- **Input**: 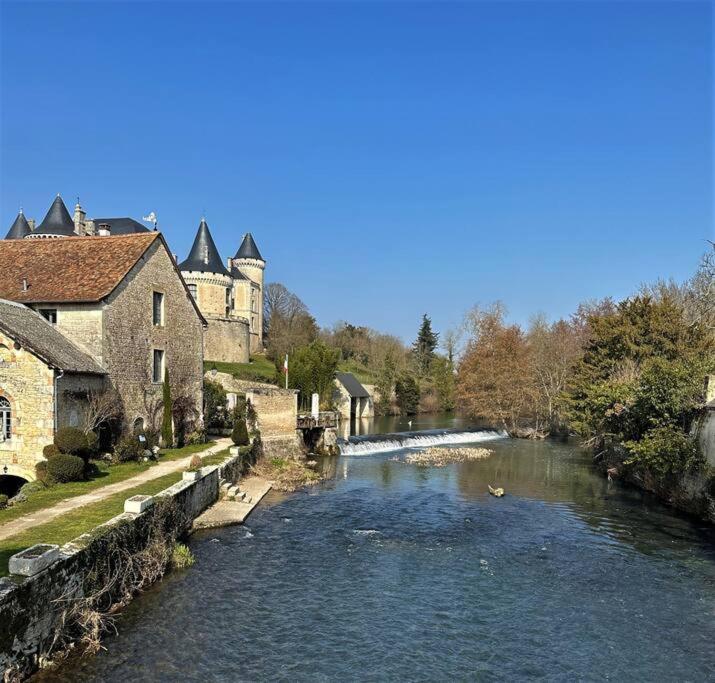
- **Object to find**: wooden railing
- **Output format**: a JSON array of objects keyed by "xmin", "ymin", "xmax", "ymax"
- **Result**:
[{"xmin": 296, "ymin": 411, "xmax": 339, "ymax": 429}]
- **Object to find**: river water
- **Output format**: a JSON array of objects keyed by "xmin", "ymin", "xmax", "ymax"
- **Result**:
[{"xmin": 47, "ymin": 425, "xmax": 715, "ymax": 682}]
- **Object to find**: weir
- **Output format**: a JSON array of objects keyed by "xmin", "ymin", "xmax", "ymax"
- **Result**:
[{"xmin": 338, "ymin": 429, "xmax": 508, "ymax": 456}]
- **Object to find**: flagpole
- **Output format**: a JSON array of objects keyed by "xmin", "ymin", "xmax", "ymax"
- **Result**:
[{"xmin": 284, "ymin": 354, "xmax": 288, "ymax": 390}]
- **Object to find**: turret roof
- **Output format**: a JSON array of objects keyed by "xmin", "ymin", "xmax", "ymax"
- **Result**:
[
  {"xmin": 4, "ymin": 210, "xmax": 31, "ymax": 240},
  {"xmin": 33, "ymin": 195, "xmax": 76, "ymax": 236},
  {"xmin": 234, "ymin": 232, "xmax": 263, "ymax": 261},
  {"xmin": 179, "ymin": 218, "xmax": 230, "ymax": 276}
]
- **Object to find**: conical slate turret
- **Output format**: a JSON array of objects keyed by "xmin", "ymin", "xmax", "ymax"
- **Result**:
[
  {"xmin": 179, "ymin": 218, "xmax": 230, "ymax": 275},
  {"xmin": 234, "ymin": 232, "xmax": 263, "ymax": 261},
  {"xmin": 4, "ymin": 210, "xmax": 31, "ymax": 239},
  {"xmin": 33, "ymin": 195, "xmax": 76, "ymax": 237}
]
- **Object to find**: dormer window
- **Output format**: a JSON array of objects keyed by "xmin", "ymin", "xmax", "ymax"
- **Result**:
[
  {"xmin": 39, "ymin": 309, "xmax": 57, "ymax": 324},
  {"xmin": 153, "ymin": 292, "xmax": 164, "ymax": 326}
]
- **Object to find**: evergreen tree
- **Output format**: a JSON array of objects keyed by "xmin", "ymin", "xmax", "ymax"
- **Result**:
[
  {"xmin": 395, "ymin": 373, "xmax": 421, "ymax": 415},
  {"xmin": 161, "ymin": 368, "xmax": 173, "ymax": 448},
  {"xmin": 413, "ymin": 314, "xmax": 439, "ymax": 374}
]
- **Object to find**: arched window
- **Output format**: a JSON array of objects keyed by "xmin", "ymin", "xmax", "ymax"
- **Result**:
[
  {"xmin": 132, "ymin": 417, "xmax": 145, "ymax": 436},
  {"xmin": 0, "ymin": 397, "xmax": 11, "ymax": 441}
]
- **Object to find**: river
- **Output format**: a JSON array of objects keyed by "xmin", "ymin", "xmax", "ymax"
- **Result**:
[{"xmin": 45, "ymin": 422, "xmax": 715, "ymax": 681}]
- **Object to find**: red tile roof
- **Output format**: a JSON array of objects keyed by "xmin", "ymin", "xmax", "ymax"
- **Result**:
[{"xmin": 0, "ymin": 233, "xmax": 160, "ymax": 303}]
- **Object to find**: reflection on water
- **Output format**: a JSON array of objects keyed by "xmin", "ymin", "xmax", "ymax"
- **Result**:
[
  {"xmin": 49, "ymin": 429, "xmax": 715, "ymax": 682},
  {"xmin": 338, "ymin": 412, "xmax": 480, "ymax": 439}
]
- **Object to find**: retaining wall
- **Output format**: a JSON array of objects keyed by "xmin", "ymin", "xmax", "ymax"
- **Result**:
[{"xmin": 0, "ymin": 451, "xmax": 242, "ymax": 680}]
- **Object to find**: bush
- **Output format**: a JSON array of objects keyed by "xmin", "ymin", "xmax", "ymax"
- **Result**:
[
  {"xmin": 232, "ymin": 416, "xmax": 249, "ymax": 447},
  {"xmin": 55, "ymin": 427, "xmax": 98, "ymax": 460},
  {"xmin": 43, "ymin": 444, "xmax": 60, "ymax": 459},
  {"xmin": 624, "ymin": 426, "xmax": 704, "ymax": 480},
  {"xmin": 19, "ymin": 481, "xmax": 46, "ymax": 496},
  {"xmin": 113, "ymin": 437, "xmax": 144, "ymax": 463},
  {"xmin": 188, "ymin": 454, "xmax": 202, "ymax": 472},
  {"xmin": 185, "ymin": 429, "xmax": 206, "ymax": 446},
  {"xmin": 46, "ymin": 454, "xmax": 86, "ymax": 483},
  {"xmin": 171, "ymin": 543, "xmax": 195, "ymax": 569},
  {"xmin": 0, "ymin": 494, "xmax": 8, "ymax": 509},
  {"xmin": 139, "ymin": 428, "xmax": 160, "ymax": 450},
  {"xmin": 36, "ymin": 460, "xmax": 53, "ymax": 485}
]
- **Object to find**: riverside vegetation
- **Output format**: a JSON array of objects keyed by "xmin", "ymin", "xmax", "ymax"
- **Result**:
[{"xmin": 455, "ymin": 246, "xmax": 715, "ymax": 515}]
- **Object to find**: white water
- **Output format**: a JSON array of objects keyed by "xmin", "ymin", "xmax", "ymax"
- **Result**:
[{"xmin": 339, "ymin": 430, "xmax": 508, "ymax": 456}]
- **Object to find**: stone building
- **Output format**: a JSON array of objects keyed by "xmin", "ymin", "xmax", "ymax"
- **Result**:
[
  {"xmin": 0, "ymin": 299, "xmax": 106, "ymax": 494},
  {"xmin": 180, "ymin": 219, "xmax": 265, "ymax": 362},
  {"xmin": 334, "ymin": 372, "xmax": 374, "ymax": 420},
  {"xmin": 0, "ymin": 208, "xmax": 206, "ymax": 482}
]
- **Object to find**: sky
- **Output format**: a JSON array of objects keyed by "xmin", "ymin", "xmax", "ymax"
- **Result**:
[{"xmin": 1, "ymin": 1, "xmax": 712, "ymax": 345}]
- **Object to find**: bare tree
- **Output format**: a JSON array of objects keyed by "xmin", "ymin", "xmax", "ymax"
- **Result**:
[
  {"xmin": 80, "ymin": 388, "xmax": 124, "ymax": 435},
  {"xmin": 263, "ymin": 282, "xmax": 318, "ymax": 360}
]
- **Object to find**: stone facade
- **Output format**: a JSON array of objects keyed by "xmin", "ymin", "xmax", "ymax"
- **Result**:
[
  {"xmin": 100, "ymin": 240, "xmax": 205, "ymax": 433},
  {"xmin": 244, "ymin": 386, "xmax": 298, "ymax": 439},
  {"xmin": 203, "ymin": 317, "xmax": 250, "ymax": 364},
  {"xmin": 0, "ymin": 331, "xmax": 104, "ymax": 482}
]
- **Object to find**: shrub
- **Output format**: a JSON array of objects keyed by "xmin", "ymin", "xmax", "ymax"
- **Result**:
[
  {"xmin": 43, "ymin": 444, "xmax": 60, "ymax": 459},
  {"xmin": 0, "ymin": 494, "xmax": 7, "ymax": 509},
  {"xmin": 624, "ymin": 426, "xmax": 704, "ymax": 480},
  {"xmin": 139, "ymin": 428, "xmax": 160, "ymax": 450},
  {"xmin": 171, "ymin": 543, "xmax": 195, "ymax": 569},
  {"xmin": 46, "ymin": 453, "xmax": 85, "ymax": 483},
  {"xmin": 162, "ymin": 369, "xmax": 173, "ymax": 447},
  {"xmin": 113, "ymin": 437, "xmax": 144, "ymax": 463},
  {"xmin": 232, "ymin": 416, "xmax": 249, "ymax": 447},
  {"xmin": 185, "ymin": 429, "xmax": 206, "ymax": 446},
  {"xmin": 36, "ymin": 460, "xmax": 53, "ymax": 485},
  {"xmin": 188, "ymin": 454, "xmax": 202, "ymax": 472},
  {"xmin": 55, "ymin": 427, "xmax": 98, "ymax": 460}
]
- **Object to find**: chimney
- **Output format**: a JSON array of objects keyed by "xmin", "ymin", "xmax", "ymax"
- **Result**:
[
  {"xmin": 27, "ymin": 219, "xmax": 36, "ymax": 232},
  {"xmin": 97, "ymin": 223, "xmax": 111, "ymax": 237},
  {"xmin": 74, "ymin": 200, "xmax": 86, "ymax": 235}
]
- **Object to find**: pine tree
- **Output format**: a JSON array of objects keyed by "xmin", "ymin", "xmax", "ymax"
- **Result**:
[
  {"xmin": 413, "ymin": 314, "xmax": 439, "ymax": 374},
  {"xmin": 161, "ymin": 368, "xmax": 173, "ymax": 448}
]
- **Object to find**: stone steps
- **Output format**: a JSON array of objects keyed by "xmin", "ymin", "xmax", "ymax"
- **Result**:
[{"xmin": 219, "ymin": 478, "xmax": 250, "ymax": 503}]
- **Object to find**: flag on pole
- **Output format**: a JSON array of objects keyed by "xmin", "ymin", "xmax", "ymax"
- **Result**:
[{"xmin": 283, "ymin": 354, "xmax": 288, "ymax": 374}]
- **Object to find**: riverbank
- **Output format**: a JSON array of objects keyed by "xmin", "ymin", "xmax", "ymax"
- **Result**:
[
  {"xmin": 597, "ymin": 444, "xmax": 715, "ymax": 524},
  {"xmin": 0, "ymin": 441, "xmax": 265, "ymax": 680}
]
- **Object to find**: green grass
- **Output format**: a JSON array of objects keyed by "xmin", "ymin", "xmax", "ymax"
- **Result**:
[
  {"xmin": 0, "ymin": 441, "xmax": 216, "ymax": 527},
  {"xmin": 204, "ymin": 355, "xmax": 278, "ymax": 383},
  {"xmin": 0, "ymin": 448, "xmax": 232, "ymax": 577},
  {"xmin": 338, "ymin": 359, "xmax": 378, "ymax": 386}
]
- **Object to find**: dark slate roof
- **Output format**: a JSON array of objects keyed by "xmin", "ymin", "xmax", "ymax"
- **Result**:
[
  {"xmin": 335, "ymin": 372, "xmax": 371, "ymax": 398},
  {"xmin": 33, "ymin": 195, "xmax": 76, "ymax": 236},
  {"xmin": 4, "ymin": 211, "xmax": 31, "ymax": 240},
  {"xmin": 234, "ymin": 232, "xmax": 263, "ymax": 261},
  {"xmin": 91, "ymin": 217, "xmax": 150, "ymax": 235},
  {"xmin": 179, "ymin": 219, "xmax": 230, "ymax": 276},
  {"xmin": 0, "ymin": 299, "xmax": 106, "ymax": 374}
]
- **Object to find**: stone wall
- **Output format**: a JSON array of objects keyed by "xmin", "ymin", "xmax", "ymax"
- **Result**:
[
  {"xmin": 103, "ymin": 240, "xmax": 205, "ymax": 433},
  {"xmin": 56, "ymin": 374, "xmax": 107, "ymax": 432},
  {"xmin": 203, "ymin": 316, "xmax": 250, "ymax": 364},
  {"xmin": 206, "ymin": 371, "xmax": 277, "ymax": 395},
  {"xmin": 245, "ymin": 387, "xmax": 298, "ymax": 439},
  {"xmin": 0, "ymin": 331, "xmax": 55, "ymax": 482},
  {"xmin": 44, "ymin": 304, "xmax": 104, "ymax": 365},
  {"xmin": 0, "ymin": 456, "xmax": 233, "ymax": 679}
]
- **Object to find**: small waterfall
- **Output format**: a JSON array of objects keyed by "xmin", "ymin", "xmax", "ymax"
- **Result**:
[{"xmin": 338, "ymin": 429, "xmax": 508, "ymax": 456}]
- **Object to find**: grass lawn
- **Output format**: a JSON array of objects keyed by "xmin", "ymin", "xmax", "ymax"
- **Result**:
[
  {"xmin": 0, "ymin": 441, "xmax": 216, "ymax": 527},
  {"xmin": 338, "ymin": 359, "xmax": 378, "ymax": 386},
  {"xmin": 0, "ymin": 449, "xmax": 231, "ymax": 577},
  {"xmin": 204, "ymin": 355, "xmax": 277, "ymax": 384}
]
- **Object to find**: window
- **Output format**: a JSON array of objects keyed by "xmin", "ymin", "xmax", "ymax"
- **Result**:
[
  {"xmin": 225, "ymin": 288, "xmax": 231, "ymax": 317},
  {"xmin": 0, "ymin": 397, "xmax": 10, "ymax": 441},
  {"xmin": 132, "ymin": 417, "xmax": 145, "ymax": 435},
  {"xmin": 152, "ymin": 349, "xmax": 165, "ymax": 383},
  {"xmin": 152, "ymin": 292, "xmax": 164, "ymax": 326},
  {"xmin": 187, "ymin": 283, "xmax": 197, "ymax": 300},
  {"xmin": 39, "ymin": 309, "xmax": 57, "ymax": 324}
]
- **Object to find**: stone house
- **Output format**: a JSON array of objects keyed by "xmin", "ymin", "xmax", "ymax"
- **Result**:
[
  {"xmin": 0, "ymin": 217, "xmax": 206, "ymax": 468},
  {"xmin": 334, "ymin": 372, "xmax": 374, "ymax": 420},
  {"xmin": 180, "ymin": 218, "xmax": 265, "ymax": 362},
  {"xmin": 0, "ymin": 299, "xmax": 106, "ymax": 493}
]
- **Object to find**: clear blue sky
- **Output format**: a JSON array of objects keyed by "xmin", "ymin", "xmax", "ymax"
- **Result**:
[{"xmin": 1, "ymin": 1, "xmax": 712, "ymax": 344}]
